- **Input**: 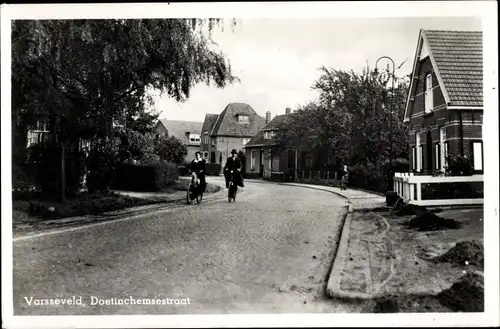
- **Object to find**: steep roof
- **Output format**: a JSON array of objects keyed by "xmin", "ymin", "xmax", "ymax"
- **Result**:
[
  {"xmin": 201, "ymin": 114, "xmax": 219, "ymax": 135},
  {"xmin": 158, "ymin": 119, "xmax": 202, "ymax": 140},
  {"xmin": 404, "ymin": 29, "xmax": 483, "ymax": 122},
  {"xmin": 210, "ymin": 102, "xmax": 266, "ymax": 137},
  {"xmin": 245, "ymin": 114, "xmax": 289, "ymax": 148}
]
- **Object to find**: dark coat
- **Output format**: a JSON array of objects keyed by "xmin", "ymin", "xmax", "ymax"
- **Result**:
[
  {"xmin": 190, "ymin": 159, "xmax": 206, "ymax": 173},
  {"xmin": 190, "ymin": 159, "xmax": 207, "ymax": 190},
  {"xmin": 224, "ymin": 156, "xmax": 243, "ymax": 187}
]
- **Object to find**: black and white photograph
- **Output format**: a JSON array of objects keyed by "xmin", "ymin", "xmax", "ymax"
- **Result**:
[{"xmin": 1, "ymin": 1, "xmax": 498, "ymax": 328}]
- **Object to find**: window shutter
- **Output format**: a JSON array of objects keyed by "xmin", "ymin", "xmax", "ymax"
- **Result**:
[
  {"xmin": 412, "ymin": 146, "xmax": 417, "ymax": 171},
  {"xmin": 425, "ymin": 74, "xmax": 433, "ymax": 113}
]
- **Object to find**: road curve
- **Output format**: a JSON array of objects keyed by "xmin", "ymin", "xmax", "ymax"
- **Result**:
[{"xmin": 13, "ymin": 178, "xmax": 359, "ymax": 315}]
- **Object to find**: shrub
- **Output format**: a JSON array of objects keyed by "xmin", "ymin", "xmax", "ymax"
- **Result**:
[
  {"xmin": 446, "ymin": 154, "xmax": 474, "ymax": 176},
  {"xmin": 421, "ymin": 182, "xmax": 484, "ymax": 200},
  {"xmin": 154, "ymin": 136, "xmax": 188, "ymax": 165},
  {"xmin": 348, "ymin": 162, "xmax": 386, "ymax": 193},
  {"xmin": 112, "ymin": 161, "xmax": 179, "ymax": 192},
  {"xmin": 205, "ymin": 163, "xmax": 221, "ymax": 176},
  {"xmin": 25, "ymin": 142, "xmax": 86, "ymax": 197},
  {"xmin": 86, "ymin": 141, "xmax": 118, "ymax": 193}
]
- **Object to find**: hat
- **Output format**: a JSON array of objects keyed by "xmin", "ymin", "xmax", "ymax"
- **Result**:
[{"xmin": 231, "ymin": 149, "xmax": 238, "ymax": 155}]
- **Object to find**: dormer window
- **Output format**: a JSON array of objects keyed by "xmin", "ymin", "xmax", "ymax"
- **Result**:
[
  {"xmin": 237, "ymin": 115, "xmax": 249, "ymax": 124},
  {"xmin": 424, "ymin": 73, "xmax": 433, "ymax": 113},
  {"xmin": 188, "ymin": 133, "xmax": 200, "ymax": 144},
  {"xmin": 264, "ymin": 130, "xmax": 276, "ymax": 139}
]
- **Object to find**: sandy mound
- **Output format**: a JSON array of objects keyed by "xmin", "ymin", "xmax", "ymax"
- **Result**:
[
  {"xmin": 432, "ymin": 240, "xmax": 484, "ymax": 268},
  {"xmin": 405, "ymin": 212, "xmax": 461, "ymax": 231},
  {"xmin": 366, "ymin": 293, "xmax": 449, "ymax": 313},
  {"xmin": 437, "ymin": 272, "xmax": 484, "ymax": 312}
]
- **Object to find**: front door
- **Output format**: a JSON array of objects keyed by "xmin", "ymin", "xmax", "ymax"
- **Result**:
[{"xmin": 426, "ymin": 130, "xmax": 433, "ymax": 173}]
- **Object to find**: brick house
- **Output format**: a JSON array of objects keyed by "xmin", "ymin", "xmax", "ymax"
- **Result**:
[
  {"xmin": 394, "ymin": 29, "xmax": 483, "ymax": 206},
  {"xmin": 404, "ymin": 29, "xmax": 483, "ymax": 174},
  {"xmin": 154, "ymin": 119, "xmax": 203, "ymax": 163},
  {"xmin": 199, "ymin": 103, "xmax": 266, "ymax": 170},
  {"xmin": 245, "ymin": 108, "xmax": 337, "ymax": 180}
]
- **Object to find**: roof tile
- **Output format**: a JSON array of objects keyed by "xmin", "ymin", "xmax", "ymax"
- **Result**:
[{"xmin": 424, "ymin": 30, "xmax": 483, "ymax": 107}]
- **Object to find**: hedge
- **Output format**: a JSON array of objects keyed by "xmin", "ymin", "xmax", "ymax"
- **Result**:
[
  {"xmin": 205, "ymin": 163, "xmax": 221, "ymax": 176},
  {"xmin": 111, "ymin": 162, "xmax": 178, "ymax": 192}
]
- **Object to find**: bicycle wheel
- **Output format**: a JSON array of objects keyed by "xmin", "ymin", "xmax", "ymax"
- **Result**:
[
  {"xmin": 228, "ymin": 182, "xmax": 233, "ymax": 202},
  {"xmin": 196, "ymin": 190, "xmax": 203, "ymax": 204}
]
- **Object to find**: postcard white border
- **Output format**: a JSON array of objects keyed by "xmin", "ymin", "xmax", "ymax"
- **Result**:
[{"xmin": 2, "ymin": 1, "xmax": 498, "ymax": 328}]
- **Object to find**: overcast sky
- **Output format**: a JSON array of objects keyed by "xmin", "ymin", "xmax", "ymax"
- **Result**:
[{"xmin": 152, "ymin": 16, "xmax": 481, "ymax": 123}]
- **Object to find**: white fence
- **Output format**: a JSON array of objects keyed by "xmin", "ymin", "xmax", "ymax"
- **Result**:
[{"xmin": 393, "ymin": 172, "xmax": 484, "ymax": 207}]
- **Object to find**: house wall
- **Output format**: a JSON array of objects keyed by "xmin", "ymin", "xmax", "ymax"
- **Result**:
[
  {"xmin": 210, "ymin": 136, "xmax": 251, "ymax": 170},
  {"xmin": 406, "ymin": 57, "xmax": 483, "ymax": 172},
  {"xmin": 154, "ymin": 124, "xmax": 168, "ymax": 137},
  {"xmin": 245, "ymin": 147, "xmax": 263, "ymax": 178}
]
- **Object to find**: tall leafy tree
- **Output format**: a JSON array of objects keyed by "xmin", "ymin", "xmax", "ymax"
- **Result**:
[
  {"xmin": 273, "ymin": 66, "xmax": 409, "ymax": 174},
  {"xmin": 12, "ymin": 19, "xmax": 238, "ymax": 199}
]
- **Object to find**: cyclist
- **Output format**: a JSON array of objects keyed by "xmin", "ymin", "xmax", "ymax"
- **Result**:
[
  {"xmin": 224, "ymin": 149, "xmax": 244, "ymax": 189},
  {"xmin": 190, "ymin": 152, "xmax": 207, "ymax": 193}
]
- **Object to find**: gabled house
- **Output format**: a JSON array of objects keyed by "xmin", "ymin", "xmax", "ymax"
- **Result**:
[
  {"xmin": 404, "ymin": 29, "xmax": 483, "ymax": 174},
  {"xmin": 200, "ymin": 102, "xmax": 266, "ymax": 170},
  {"xmin": 245, "ymin": 108, "xmax": 338, "ymax": 180},
  {"xmin": 394, "ymin": 29, "xmax": 484, "ymax": 206},
  {"xmin": 200, "ymin": 113, "xmax": 219, "ymax": 163},
  {"xmin": 154, "ymin": 119, "xmax": 203, "ymax": 163},
  {"xmin": 244, "ymin": 110, "xmax": 289, "ymax": 178}
]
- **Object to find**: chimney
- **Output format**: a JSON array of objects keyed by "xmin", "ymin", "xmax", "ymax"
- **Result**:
[
  {"xmin": 266, "ymin": 111, "xmax": 271, "ymax": 124},
  {"xmin": 285, "ymin": 107, "xmax": 291, "ymax": 115}
]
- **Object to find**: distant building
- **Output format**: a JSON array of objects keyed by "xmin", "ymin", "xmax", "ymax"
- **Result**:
[
  {"xmin": 200, "ymin": 103, "xmax": 266, "ymax": 170},
  {"xmin": 154, "ymin": 119, "xmax": 203, "ymax": 163}
]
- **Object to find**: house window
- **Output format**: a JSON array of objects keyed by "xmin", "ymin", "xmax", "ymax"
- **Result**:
[
  {"xmin": 251, "ymin": 150, "xmax": 256, "ymax": 170},
  {"xmin": 472, "ymin": 141, "xmax": 483, "ymax": 171},
  {"xmin": 268, "ymin": 153, "xmax": 272, "ymax": 170},
  {"xmin": 424, "ymin": 73, "xmax": 433, "ymax": 113},
  {"xmin": 415, "ymin": 133, "xmax": 421, "ymax": 172},
  {"xmin": 439, "ymin": 127, "xmax": 446, "ymax": 170},
  {"xmin": 435, "ymin": 143, "xmax": 441, "ymax": 170},
  {"xmin": 203, "ymin": 152, "xmax": 209, "ymax": 160},
  {"xmin": 264, "ymin": 130, "xmax": 276, "ymax": 139},
  {"xmin": 443, "ymin": 141, "xmax": 449, "ymax": 168},
  {"xmin": 189, "ymin": 133, "xmax": 200, "ymax": 144},
  {"xmin": 27, "ymin": 120, "xmax": 50, "ymax": 148},
  {"xmin": 238, "ymin": 115, "xmax": 249, "ymax": 124}
]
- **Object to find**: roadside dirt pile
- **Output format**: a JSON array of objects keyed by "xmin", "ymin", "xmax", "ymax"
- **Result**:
[
  {"xmin": 405, "ymin": 212, "xmax": 461, "ymax": 231},
  {"xmin": 366, "ymin": 293, "xmax": 449, "ymax": 313},
  {"xmin": 437, "ymin": 272, "xmax": 484, "ymax": 312},
  {"xmin": 431, "ymin": 240, "xmax": 484, "ymax": 268}
]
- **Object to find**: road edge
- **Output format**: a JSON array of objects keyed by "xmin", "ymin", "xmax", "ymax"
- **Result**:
[{"xmin": 279, "ymin": 181, "xmax": 377, "ymax": 300}]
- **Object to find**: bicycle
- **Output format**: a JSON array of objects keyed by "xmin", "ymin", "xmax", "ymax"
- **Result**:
[
  {"xmin": 186, "ymin": 171, "xmax": 203, "ymax": 204},
  {"xmin": 227, "ymin": 170, "xmax": 239, "ymax": 202}
]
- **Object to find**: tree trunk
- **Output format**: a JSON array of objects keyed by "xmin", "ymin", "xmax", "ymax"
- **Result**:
[{"xmin": 61, "ymin": 142, "xmax": 66, "ymax": 202}]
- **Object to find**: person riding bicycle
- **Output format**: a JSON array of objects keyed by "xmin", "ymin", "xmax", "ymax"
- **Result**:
[
  {"xmin": 224, "ymin": 149, "xmax": 244, "ymax": 189},
  {"xmin": 190, "ymin": 152, "xmax": 207, "ymax": 193}
]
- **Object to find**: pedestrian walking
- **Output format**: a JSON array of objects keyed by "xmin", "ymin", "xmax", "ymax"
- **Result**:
[{"xmin": 340, "ymin": 164, "xmax": 349, "ymax": 190}]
